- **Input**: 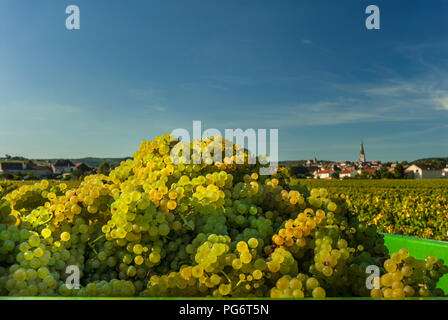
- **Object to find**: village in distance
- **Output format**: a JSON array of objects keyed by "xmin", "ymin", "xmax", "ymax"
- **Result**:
[{"xmin": 0, "ymin": 140, "xmax": 447, "ymax": 181}]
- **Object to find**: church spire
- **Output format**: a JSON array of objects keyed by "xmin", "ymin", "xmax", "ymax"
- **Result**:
[{"xmin": 358, "ymin": 140, "xmax": 366, "ymax": 163}]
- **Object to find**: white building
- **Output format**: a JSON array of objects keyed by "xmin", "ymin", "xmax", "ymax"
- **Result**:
[
  {"xmin": 442, "ymin": 167, "xmax": 448, "ymax": 178},
  {"xmin": 25, "ymin": 165, "xmax": 53, "ymax": 178},
  {"xmin": 404, "ymin": 164, "xmax": 443, "ymax": 179},
  {"xmin": 339, "ymin": 168, "xmax": 357, "ymax": 178},
  {"xmin": 0, "ymin": 162, "xmax": 26, "ymax": 174},
  {"xmin": 52, "ymin": 160, "xmax": 76, "ymax": 175},
  {"xmin": 314, "ymin": 169, "xmax": 333, "ymax": 179}
]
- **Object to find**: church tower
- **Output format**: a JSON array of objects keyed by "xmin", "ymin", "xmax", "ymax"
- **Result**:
[{"xmin": 358, "ymin": 140, "xmax": 366, "ymax": 163}]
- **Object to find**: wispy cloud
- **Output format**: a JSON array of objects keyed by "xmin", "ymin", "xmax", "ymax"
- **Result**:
[
  {"xmin": 331, "ymin": 69, "xmax": 448, "ymax": 117},
  {"xmin": 434, "ymin": 95, "xmax": 448, "ymax": 110},
  {"xmin": 349, "ymin": 40, "xmax": 448, "ymax": 116},
  {"xmin": 209, "ymin": 101, "xmax": 387, "ymax": 129},
  {"xmin": 368, "ymin": 124, "xmax": 448, "ymax": 144},
  {"xmin": 363, "ymin": 83, "xmax": 418, "ymax": 97}
]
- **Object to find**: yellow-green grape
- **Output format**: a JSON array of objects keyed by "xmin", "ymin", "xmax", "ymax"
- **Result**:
[
  {"xmin": 236, "ymin": 241, "xmax": 248, "ymax": 253},
  {"xmin": 60, "ymin": 232, "xmax": 71, "ymax": 242},
  {"xmin": 384, "ymin": 259, "xmax": 397, "ymax": 273},
  {"xmin": 240, "ymin": 252, "xmax": 252, "ymax": 264},
  {"xmin": 253, "ymin": 270, "xmax": 263, "ymax": 280},
  {"xmin": 398, "ymin": 248, "xmax": 409, "ymax": 259},
  {"xmin": 232, "ymin": 259, "xmax": 242, "ymax": 270},
  {"xmin": 134, "ymin": 256, "xmax": 144, "ymax": 265},
  {"xmin": 28, "ymin": 234, "xmax": 40, "ymax": 247},
  {"xmin": 312, "ymin": 287, "xmax": 326, "ymax": 298},
  {"xmin": 306, "ymin": 277, "xmax": 319, "ymax": 291},
  {"xmin": 248, "ymin": 238, "xmax": 258, "ymax": 249},
  {"xmin": 41, "ymin": 228, "xmax": 51, "ymax": 239},
  {"xmin": 219, "ymin": 284, "xmax": 231, "ymax": 296}
]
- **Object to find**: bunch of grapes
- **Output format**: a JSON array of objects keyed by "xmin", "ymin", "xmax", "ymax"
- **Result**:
[
  {"xmin": 0, "ymin": 221, "xmax": 87, "ymax": 297},
  {"xmin": 0, "ymin": 133, "xmax": 447, "ymax": 298},
  {"xmin": 370, "ymin": 249, "xmax": 448, "ymax": 298}
]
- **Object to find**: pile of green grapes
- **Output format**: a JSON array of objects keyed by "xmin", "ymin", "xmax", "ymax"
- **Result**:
[{"xmin": 0, "ymin": 134, "xmax": 447, "ymax": 298}]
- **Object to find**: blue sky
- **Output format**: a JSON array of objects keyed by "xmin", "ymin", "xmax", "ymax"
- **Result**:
[{"xmin": 0, "ymin": 0, "xmax": 447, "ymax": 161}]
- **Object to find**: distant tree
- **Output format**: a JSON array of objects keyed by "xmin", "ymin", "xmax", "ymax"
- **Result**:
[
  {"xmin": 4, "ymin": 173, "xmax": 13, "ymax": 180},
  {"xmin": 98, "ymin": 162, "xmax": 111, "ymax": 175},
  {"xmin": 330, "ymin": 171, "xmax": 340, "ymax": 179},
  {"xmin": 305, "ymin": 172, "xmax": 313, "ymax": 178},
  {"xmin": 380, "ymin": 168, "xmax": 394, "ymax": 179},
  {"xmin": 358, "ymin": 170, "xmax": 369, "ymax": 179},
  {"xmin": 372, "ymin": 170, "xmax": 382, "ymax": 179},
  {"xmin": 24, "ymin": 173, "xmax": 36, "ymax": 180},
  {"xmin": 13, "ymin": 172, "xmax": 24, "ymax": 180},
  {"xmin": 414, "ymin": 158, "xmax": 446, "ymax": 169},
  {"xmin": 394, "ymin": 163, "xmax": 405, "ymax": 179},
  {"xmin": 5, "ymin": 154, "xmax": 11, "ymax": 159},
  {"xmin": 25, "ymin": 160, "xmax": 34, "ymax": 168},
  {"xmin": 71, "ymin": 168, "xmax": 83, "ymax": 180}
]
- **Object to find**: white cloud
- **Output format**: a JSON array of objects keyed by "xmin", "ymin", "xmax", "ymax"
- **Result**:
[
  {"xmin": 364, "ymin": 83, "xmax": 418, "ymax": 96},
  {"xmin": 350, "ymin": 75, "xmax": 448, "ymax": 114},
  {"xmin": 434, "ymin": 96, "xmax": 448, "ymax": 110},
  {"xmin": 301, "ymin": 39, "xmax": 312, "ymax": 45}
]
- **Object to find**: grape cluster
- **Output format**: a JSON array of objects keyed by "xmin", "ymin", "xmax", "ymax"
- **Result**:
[
  {"xmin": 0, "ymin": 222, "xmax": 86, "ymax": 297},
  {"xmin": 0, "ymin": 133, "xmax": 447, "ymax": 298},
  {"xmin": 370, "ymin": 249, "xmax": 448, "ymax": 298}
]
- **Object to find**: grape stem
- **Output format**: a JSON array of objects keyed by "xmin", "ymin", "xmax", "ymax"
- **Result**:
[
  {"xmin": 234, "ymin": 279, "xmax": 246, "ymax": 290},
  {"xmin": 87, "ymin": 234, "xmax": 105, "ymax": 254},
  {"xmin": 220, "ymin": 271, "xmax": 232, "ymax": 285},
  {"xmin": 179, "ymin": 212, "xmax": 194, "ymax": 230},
  {"xmin": 35, "ymin": 212, "xmax": 54, "ymax": 228},
  {"xmin": 89, "ymin": 234, "xmax": 105, "ymax": 245},
  {"xmin": 88, "ymin": 243, "xmax": 98, "ymax": 255}
]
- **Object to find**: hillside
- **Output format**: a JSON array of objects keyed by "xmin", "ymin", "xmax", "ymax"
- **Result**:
[
  {"xmin": 0, "ymin": 157, "xmax": 131, "ymax": 168},
  {"xmin": 412, "ymin": 157, "xmax": 448, "ymax": 169},
  {"xmin": 42, "ymin": 157, "xmax": 132, "ymax": 168}
]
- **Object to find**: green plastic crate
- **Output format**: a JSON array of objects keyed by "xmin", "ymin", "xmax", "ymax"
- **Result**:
[{"xmin": 382, "ymin": 233, "xmax": 448, "ymax": 292}]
